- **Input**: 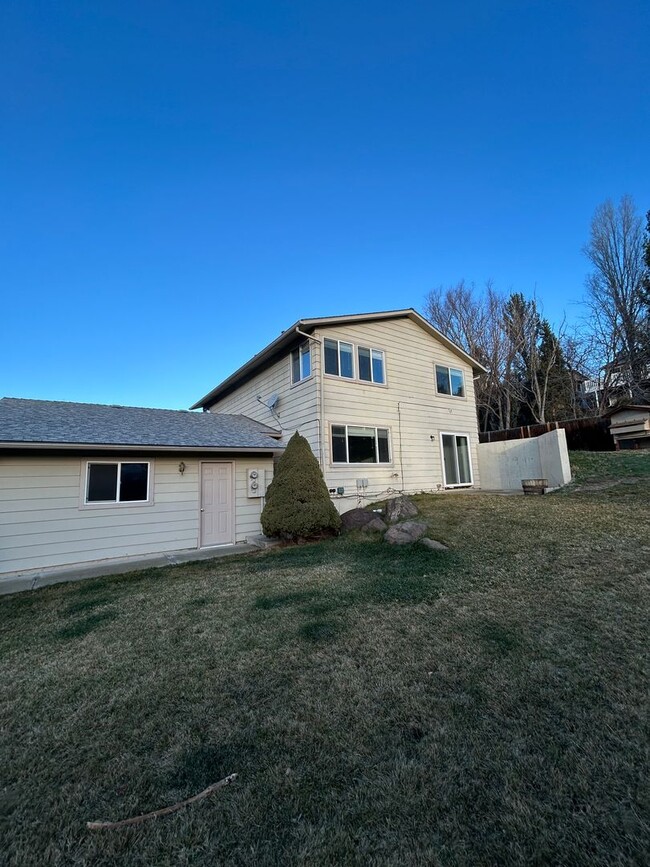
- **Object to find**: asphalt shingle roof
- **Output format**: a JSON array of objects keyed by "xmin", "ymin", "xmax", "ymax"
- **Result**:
[{"xmin": 0, "ymin": 398, "xmax": 282, "ymax": 451}]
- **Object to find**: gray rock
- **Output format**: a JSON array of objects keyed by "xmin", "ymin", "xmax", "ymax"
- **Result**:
[
  {"xmin": 361, "ymin": 516, "xmax": 388, "ymax": 533},
  {"xmin": 420, "ymin": 537, "xmax": 449, "ymax": 551},
  {"xmin": 384, "ymin": 520, "xmax": 428, "ymax": 545},
  {"xmin": 246, "ymin": 534, "xmax": 282, "ymax": 549},
  {"xmin": 385, "ymin": 496, "xmax": 419, "ymax": 524},
  {"xmin": 341, "ymin": 508, "xmax": 386, "ymax": 532}
]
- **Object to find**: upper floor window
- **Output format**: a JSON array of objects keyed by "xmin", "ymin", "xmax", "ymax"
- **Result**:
[
  {"xmin": 291, "ymin": 342, "xmax": 311, "ymax": 384},
  {"xmin": 331, "ymin": 424, "xmax": 391, "ymax": 464},
  {"xmin": 435, "ymin": 364, "xmax": 465, "ymax": 398},
  {"xmin": 358, "ymin": 346, "xmax": 385, "ymax": 384},
  {"xmin": 86, "ymin": 461, "xmax": 150, "ymax": 504},
  {"xmin": 324, "ymin": 339, "xmax": 354, "ymax": 378}
]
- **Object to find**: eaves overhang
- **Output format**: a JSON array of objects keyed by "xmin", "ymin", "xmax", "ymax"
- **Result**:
[
  {"xmin": 0, "ymin": 441, "xmax": 284, "ymax": 455},
  {"xmin": 190, "ymin": 308, "xmax": 487, "ymax": 409}
]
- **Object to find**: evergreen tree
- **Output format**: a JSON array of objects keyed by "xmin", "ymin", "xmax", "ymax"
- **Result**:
[
  {"xmin": 537, "ymin": 320, "xmax": 574, "ymax": 420},
  {"xmin": 261, "ymin": 432, "xmax": 341, "ymax": 540}
]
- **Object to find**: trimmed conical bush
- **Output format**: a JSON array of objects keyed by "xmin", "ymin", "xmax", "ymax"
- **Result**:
[{"xmin": 261, "ymin": 432, "xmax": 342, "ymax": 539}]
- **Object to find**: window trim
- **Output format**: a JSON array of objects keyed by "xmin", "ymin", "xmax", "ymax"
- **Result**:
[
  {"xmin": 435, "ymin": 363, "xmax": 466, "ymax": 399},
  {"xmin": 357, "ymin": 345, "xmax": 386, "ymax": 384},
  {"xmin": 80, "ymin": 460, "xmax": 154, "ymax": 509},
  {"xmin": 330, "ymin": 423, "xmax": 392, "ymax": 465},
  {"xmin": 439, "ymin": 432, "xmax": 473, "ymax": 488},
  {"xmin": 290, "ymin": 341, "xmax": 312, "ymax": 386}
]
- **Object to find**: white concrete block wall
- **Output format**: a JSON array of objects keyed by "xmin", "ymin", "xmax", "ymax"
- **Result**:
[{"xmin": 477, "ymin": 429, "xmax": 572, "ymax": 491}]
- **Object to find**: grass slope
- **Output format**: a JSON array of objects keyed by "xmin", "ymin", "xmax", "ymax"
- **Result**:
[{"xmin": 1, "ymin": 452, "xmax": 649, "ymax": 866}]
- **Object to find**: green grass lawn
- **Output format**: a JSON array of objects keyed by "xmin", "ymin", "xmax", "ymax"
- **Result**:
[{"xmin": 2, "ymin": 451, "xmax": 649, "ymax": 866}]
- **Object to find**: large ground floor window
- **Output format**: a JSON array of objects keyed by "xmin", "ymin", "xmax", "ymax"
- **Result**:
[
  {"xmin": 331, "ymin": 425, "xmax": 390, "ymax": 464},
  {"xmin": 440, "ymin": 433, "xmax": 472, "ymax": 487},
  {"xmin": 85, "ymin": 461, "xmax": 151, "ymax": 504}
]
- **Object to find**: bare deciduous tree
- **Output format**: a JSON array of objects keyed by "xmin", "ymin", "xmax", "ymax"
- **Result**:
[
  {"xmin": 424, "ymin": 283, "xmax": 580, "ymax": 431},
  {"xmin": 583, "ymin": 196, "xmax": 648, "ymax": 405},
  {"xmin": 424, "ymin": 280, "xmax": 514, "ymax": 431}
]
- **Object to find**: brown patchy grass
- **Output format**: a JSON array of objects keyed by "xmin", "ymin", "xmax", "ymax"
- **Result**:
[{"xmin": 1, "ymin": 451, "xmax": 648, "ymax": 865}]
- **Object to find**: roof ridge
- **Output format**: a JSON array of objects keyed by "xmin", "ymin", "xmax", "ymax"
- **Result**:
[{"xmin": 1, "ymin": 397, "xmax": 199, "ymax": 414}]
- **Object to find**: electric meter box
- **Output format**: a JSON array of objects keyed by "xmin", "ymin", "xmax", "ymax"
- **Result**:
[{"xmin": 247, "ymin": 468, "xmax": 266, "ymax": 498}]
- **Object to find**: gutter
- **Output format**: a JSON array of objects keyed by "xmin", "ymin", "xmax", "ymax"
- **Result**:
[{"xmin": 0, "ymin": 442, "xmax": 284, "ymax": 454}]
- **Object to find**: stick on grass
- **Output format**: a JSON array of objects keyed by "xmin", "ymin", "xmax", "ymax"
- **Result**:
[{"xmin": 86, "ymin": 773, "xmax": 238, "ymax": 830}]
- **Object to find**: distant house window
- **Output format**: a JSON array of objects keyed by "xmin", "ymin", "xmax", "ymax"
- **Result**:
[
  {"xmin": 86, "ymin": 462, "xmax": 150, "ymax": 503},
  {"xmin": 291, "ymin": 342, "xmax": 311, "ymax": 384},
  {"xmin": 358, "ymin": 347, "xmax": 385, "ymax": 384},
  {"xmin": 331, "ymin": 425, "xmax": 390, "ymax": 464},
  {"xmin": 435, "ymin": 364, "xmax": 465, "ymax": 398},
  {"xmin": 324, "ymin": 339, "xmax": 354, "ymax": 378}
]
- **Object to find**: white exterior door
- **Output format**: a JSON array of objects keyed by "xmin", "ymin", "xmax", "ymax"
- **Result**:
[{"xmin": 200, "ymin": 462, "xmax": 233, "ymax": 546}]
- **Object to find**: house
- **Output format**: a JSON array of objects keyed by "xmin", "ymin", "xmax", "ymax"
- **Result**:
[
  {"xmin": 1, "ymin": 308, "xmax": 486, "ymax": 586},
  {"xmin": 604, "ymin": 404, "xmax": 650, "ymax": 450},
  {"xmin": 0, "ymin": 398, "xmax": 282, "ymax": 582},
  {"xmin": 191, "ymin": 309, "xmax": 486, "ymax": 511}
]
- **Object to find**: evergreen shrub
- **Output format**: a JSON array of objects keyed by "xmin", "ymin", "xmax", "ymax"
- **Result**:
[{"xmin": 261, "ymin": 432, "xmax": 342, "ymax": 539}]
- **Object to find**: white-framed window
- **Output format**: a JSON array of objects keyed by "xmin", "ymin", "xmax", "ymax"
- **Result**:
[
  {"xmin": 331, "ymin": 424, "xmax": 391, "ymax": 464},
  {"xmin": 291, "ymin": 342, "xmax": 311, "ymax": 384},
  {"xmin": 435, "ymin": 364, "xmax": 465, "ymax": 398},
  {"xmin": 324, "ymin": 338, "xmax": 355, "ymax": 378},
  {"xmin": 84, "ymin": 461, "xmax": 151, "ymax": 504},
  {"xmin": 358, "ymin": 346, "xmax": 385, "ymax": 384},
  {"xmin": 440, "ymin": 433, "xmax": 473, "ymax": 487}
]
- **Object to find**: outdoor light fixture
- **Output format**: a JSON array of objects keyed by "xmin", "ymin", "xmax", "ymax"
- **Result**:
[{"xmin": 178, "ymin": 461, "xmax": 186, "ymax": 475}]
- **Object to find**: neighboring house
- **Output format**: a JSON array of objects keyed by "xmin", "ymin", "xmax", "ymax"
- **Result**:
[
  {"xmin": 0, "ymin": 398, "xmax": 282, "ymax": 580},
  {"xmin": 604, "ymin": 404, "xmax": 650, "ymax": 450},
  {"xmin": 191, "ymin": 309, "xmax": 486, "ymax": 511}
]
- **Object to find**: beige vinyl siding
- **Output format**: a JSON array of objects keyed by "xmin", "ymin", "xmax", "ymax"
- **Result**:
[
  {"xmin": 203, "ymin": 316, "xmax": 481, "ymax": 512},
  {"xmin": 0, "ymin": 456, "xmax": 273, "ymax": 576},
  {"xmin": 233, "ymin": 461, "xmax": 274, "ymax": 540},
  {"xmin": 315, "ymin": 318, "xmax": 481, "ymax": 508},
  {"xmin": 209, "ymin": 345, "xmax": 320, "ymax": 457}
]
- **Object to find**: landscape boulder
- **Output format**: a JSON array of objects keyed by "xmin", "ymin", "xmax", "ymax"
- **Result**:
[
  {"xmin": 384, "ymin": 520, "xmax": 428, "ymax": 545},
  {"xmin": 363, "ymin": 516, "xmax": 388, "ymax": 533},
  {"xmin": 420, "ymin": 537, "xmax": 449, "ymax": 551},
  {"xmin": 341, "ymin": 508, "xmax": 386, "ymax": 533},
  {"xmin": 385, "ymin": 496, "xmax": 418, "ymax": 524}
]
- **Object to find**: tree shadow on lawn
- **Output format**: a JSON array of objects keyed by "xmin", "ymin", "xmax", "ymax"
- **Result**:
[
  {"xmin": 55, "ymin": 609, "xmax": 119, "ymax": 640},
  {"xmin": 250, "ymin": 540, "xmax": 460, "ymax": 644}
]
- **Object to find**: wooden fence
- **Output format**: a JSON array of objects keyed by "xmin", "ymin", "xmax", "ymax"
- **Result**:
[{"xmin": 479, "ymin": 417, "xmax": 613, "ymax": 451}]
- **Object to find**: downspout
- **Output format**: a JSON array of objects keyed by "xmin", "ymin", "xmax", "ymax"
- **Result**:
[
  {"xmin": 397, "ymin": 402, "xmax": 405, "ymax": 491},
  {"xmin": 295, "ymin": 327, "xmax": 324, "ymax": 468}
]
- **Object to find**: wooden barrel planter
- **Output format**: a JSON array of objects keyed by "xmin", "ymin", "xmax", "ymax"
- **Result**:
[{"xmin": 521, "ymin": 478, "xmax": 548, "ymax": 495}]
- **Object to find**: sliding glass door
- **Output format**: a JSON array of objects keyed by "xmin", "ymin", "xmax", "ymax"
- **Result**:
[{"xmin": 440, "ymin": 433, "xmax": 473, "ymax": 487}]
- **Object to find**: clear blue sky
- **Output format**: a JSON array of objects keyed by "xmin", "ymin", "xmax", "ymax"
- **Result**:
[{"xmin": 2, "ymin": 1, "xmax": 648, "ymax": 409}]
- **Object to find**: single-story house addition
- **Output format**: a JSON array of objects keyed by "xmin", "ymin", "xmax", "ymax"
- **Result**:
[{"xmin": 0, "ymin": 398, "xmax": 282, "ymax": 581}]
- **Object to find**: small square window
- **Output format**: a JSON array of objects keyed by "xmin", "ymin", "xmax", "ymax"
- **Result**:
[
  {"xmin": 358, "ymin": 346, "xmax": 385, "ymax": 384},
  {"xmin": 324, "ymin": 339, "xmax": 354, "ymax": 378},
  {"xmin": 87, "ymin": 463, "xmax": 118, "ymax": 502},
  {"xmin": 435, "ymin": 364, "xmax": 464, "ymax": 398}
]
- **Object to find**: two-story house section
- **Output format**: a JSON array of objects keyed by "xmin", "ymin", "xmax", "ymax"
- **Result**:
[{"xmin": 190, "ymin": 309, "xmax": 486, "ymax": 512}]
